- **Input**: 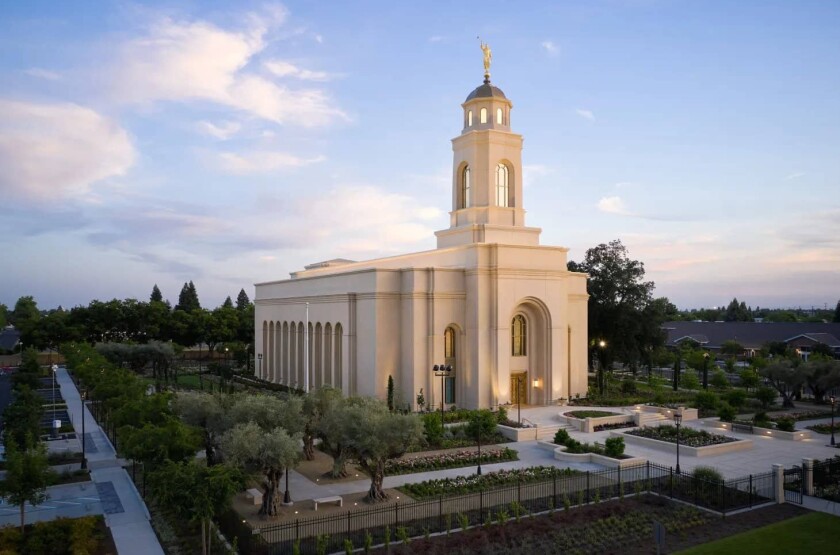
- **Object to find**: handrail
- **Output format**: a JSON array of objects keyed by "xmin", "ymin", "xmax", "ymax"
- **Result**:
[{"xmin": 522, "ymin": 418, "xmax": 537, "ymax": 428}]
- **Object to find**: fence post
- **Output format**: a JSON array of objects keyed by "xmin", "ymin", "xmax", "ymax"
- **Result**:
[
  {"xmin": 395, "ymin": 502, "xmax": 399, "ymax": 526},
  {"xmin": 749, "ymin": 475, "xmax": 753, "ymax": 508},
  {"xmin": 295, "ymin": 519, "xmax": 299, "ymax": 542},
  {"xmin": 802, "ymin": 458, "xmax": 814, "ymax": 496},
  {"xmin": 586, "ymin": 471, "xmax": 590, "ymax": 504},
  {"xmin": 553, "ymin": 474, "xmax": 557, "ymax": 508},
  {"xmin": 617, "ymin": 466, "xmax": 622, "ymax": 498},
  {"xmin": 669, "ymin": 467, "xmax": 674, "ymax": 499},
  {"xmin": 518, "ymin": 477, "xmax": 521, "ymax": 505},
  {"xmin": 480, "ymin": 489, "xmax": 484, "ymax": 525},
  {"xmin": 772, "ymin": 463, "xmax": 784, "ymax": 504},
  {"xmin": 347, "ymin": 510, "xmax": 351, "ymax": 537},
  {"xmin": 439, "ymin": 496, "xmax": 443, "ymax": 531},
  {"xmin": 646, "ymin": 461, "xmax": 650, "ymax": 492},
  {"xmin": 721, "ymin": 480, "xmax": 726, "ymax": 517}
]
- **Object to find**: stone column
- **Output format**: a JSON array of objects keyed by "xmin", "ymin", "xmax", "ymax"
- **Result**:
[
  {"xmin": 772, "ymin": 463, "xmax": 784, "ymax": 504},
  {"xmin": 802, "ymin": 458, "xmax": 814, "ymax": 496}
]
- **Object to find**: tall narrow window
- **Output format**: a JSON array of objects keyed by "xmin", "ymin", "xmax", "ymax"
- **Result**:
[
  {"xmin": 444, "ymin": 327, "xmax": 456, "ymax": 359},
  {"xmin": 461, "ymin": 166, "xmax": 471, "ymax": 208},
  {"xmin": 512, "ymin": 315, "xmax": 527, "ymax": 356},
  {"xmin": 496, "ymin": 163, "xmax": 509, "ymax": 207},
  {"xmin": 480, "ymin": 107, "xmax": 488, "ymax": 123},
  {"xmin": 467, "ymin": 110, "xmax": 473, "ymax": 126},
  {"xmin": 444, "ymin": 326, "xmax": 456, "ymax": 404},
  {"xmin": 496, "ymin": 108, "xmax": 503, "ymax": 124}
]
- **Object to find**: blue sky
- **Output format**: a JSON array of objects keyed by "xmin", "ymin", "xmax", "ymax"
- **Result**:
[{"xmin": 1, "ymin": 0, "xmax": 838, "ymax": 310}]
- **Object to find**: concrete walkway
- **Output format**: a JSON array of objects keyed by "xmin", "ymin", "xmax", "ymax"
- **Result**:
[
  {"xmin": 0, "ymin": 481, "xmax": 102, "ymax": 527},
  {"xmin": 55, "ymin": 367, "xmax": 163, "ymax": 555}
]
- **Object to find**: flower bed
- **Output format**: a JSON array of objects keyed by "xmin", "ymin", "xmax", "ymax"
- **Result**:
[
  {"xmin": 565, "ymin": 410, "xmax": 621, "ymax": 419},
  {"xmin": 385, "ymin": 447, "xmax": 518, "ymax": 475},
  {"xmin": 768, "ymin": 410, "xmax": 831, "ymax": 422},
  {"xmin": 398, "ymin": 466, "xmax": 581, "ymax": 500},
  {"xmin": 807, "ymin": 423, "xmax": 840, "ymax": 435},
  {"xmin": 627, "ymin": 425, "xmax": 737, "ymax": 447},
  {"xmin": 594, "ymin": 421, "xmax": 637, "ymax": 432}
]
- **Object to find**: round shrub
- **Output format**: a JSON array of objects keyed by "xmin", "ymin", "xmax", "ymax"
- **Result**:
[
  {"xmin": 604, "ymin": 436, "xmax": 625, "ymax": 458},
  {"xmin": 717, "ymin": 402, "xmax": 736, "ymax": 422},
  {"xmin": 725, "ymin": 389, "xmax": 747, "ymax": 409},
  {"xmin": 692, "ymin": 465, "xmax": 724, "ymax": 484},
  {"xmin": 775, "ymin": 417, "xmax": 795, "ymax": 432},
  {"xmin": 755, "ymin": 386, "xmax": 777, "ymax": 409},
  {"xmin": 553, "ymin": 428, "xmax": 571, "ymax": 445},
  {"xmin": 694, "ymin": 391, "xmax": 719, "ymax": 412},
  {"xmin": 680, "ymin": 372, "xmax": 700, "ymax": 390},
  {"xmin": 710, "ymin": 370, "xmax": 730, "ymax": 390},
  {"xmin": 621, "ymin": 378, "xmax": 637, "ymax": 394}
]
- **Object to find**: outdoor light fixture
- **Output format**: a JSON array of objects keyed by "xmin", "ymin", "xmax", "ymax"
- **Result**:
[{"xmin": 433, "ymin": 364, "xmax": 453, "ymax": 415}]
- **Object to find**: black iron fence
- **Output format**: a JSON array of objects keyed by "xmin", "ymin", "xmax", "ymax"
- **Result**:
[
  {"xmin": 812, "ymin": 456, "xmax": 840, "ymax": 502},
  {"xmin": 219, "ymin": 462, "xmax": 775, "ymax": 555},
  {"xmin": 783, "ymin": 465, "xmax": 803, "ymax": 504}
]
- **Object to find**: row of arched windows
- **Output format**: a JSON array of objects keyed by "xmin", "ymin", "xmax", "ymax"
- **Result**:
[
  {"xmin": 459, "ymin": 162, "xmax": 511, "ymax": 209},
  {"xmin": 465, "ymin": 107, "xmax": 506, "ymax": 128},
  {"xmin": 261, "ymin": 321, "xmax": 343, "ymax": 390}
]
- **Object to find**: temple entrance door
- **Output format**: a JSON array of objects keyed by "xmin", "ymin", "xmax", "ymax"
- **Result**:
[{"xmin": 510, "ymin": 372, "xmax": 528, "ymax": 405}]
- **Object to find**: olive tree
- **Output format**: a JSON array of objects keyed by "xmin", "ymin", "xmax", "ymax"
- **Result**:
[
  {"xmin": 760, "ymin": 360, "xmax": 806, "ymax": 408},
  {"xmin": 317, "ymin": 396, "xmax": 376, "ymax": 478},
  {"xmin": 221, "ymin": 422, "xmax": 299, "ymax": 516},
  {"xmin": 342, "ymin": 400, "xmax": 424, "ymax": 502},
  {"xmin": 301, "ymin": 386, "xmax": 343, "ymax": 460},
  {"xmin": 174, "ymin": 392, "xmax": 231, "ymax": 465}
]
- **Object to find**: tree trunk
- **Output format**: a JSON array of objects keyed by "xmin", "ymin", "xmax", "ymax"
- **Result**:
[
  {"xmin": 330, "ymin": 450, "xmax": 348, "ymax": 478},
  {"xmin": 363, "ymin": 460, "xmax": 388, "ymax": 503},
  {"xmin": 259, "ymin": 469, "xmax": 283, "ymax": 516},
  {"xmin": 19, "ymin": 503, "xmax": 24, "ymax": 533},
  {"xmin": 303, "ymin": 432, "xmax": 315, "ymax": 461},
  {"xmin": 201, "ymin": 517, "xmax": 207, "ymax": 555}
]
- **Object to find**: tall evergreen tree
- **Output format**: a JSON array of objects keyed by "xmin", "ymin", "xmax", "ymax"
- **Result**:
[
  {"xmin": 150, "ymin": 284, "xmax": 164, "ymax": 303},
  {"xmin": 236, "ymin": 289, "xmax": 250, "ymax": 311},
  {"xmin": 175, "ymin": 281, "xmax": 201, "ymax": 313},
  {"xmin": 222, "ymin": 296, "xmax": 234, "ymax": 309}
]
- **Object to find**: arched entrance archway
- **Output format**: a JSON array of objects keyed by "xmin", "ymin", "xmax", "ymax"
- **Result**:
[{"xmin": 509, "ymin": 298, "xmax": 551, "ymax": 405}]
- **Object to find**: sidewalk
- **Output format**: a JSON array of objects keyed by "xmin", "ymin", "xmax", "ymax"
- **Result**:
[{"xmin": 56, "ymin": 367, "xmax": 164, "ymax": 555}]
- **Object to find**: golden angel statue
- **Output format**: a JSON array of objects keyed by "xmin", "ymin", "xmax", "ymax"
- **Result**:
[{"xmin": 480, "ymin": 40, "xmax": 492, "ymax": 74}]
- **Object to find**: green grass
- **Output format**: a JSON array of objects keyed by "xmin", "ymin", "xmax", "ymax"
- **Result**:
[{"xmin": 675, "ymin": 512, "xmax": 840, "ymax": 554}]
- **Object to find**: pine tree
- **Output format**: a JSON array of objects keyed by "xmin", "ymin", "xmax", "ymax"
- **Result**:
[
  {"xmin": 175, "ymin": 281, "xmax": 201, "ymax": 312},
  {"xmin": 387, "ymin": 375, "xmax": 395, "ymax": 411},
  {"xmin": 222, "ymin": 296, "xmax": 234, "ymax": 309},
  {"xmin": 834, "ymin": 300, "xmax": 840, "ymax": 323},
  {"xmin": 150, "ymin": 284, "xmax": 164, "ymax": 303},
  {"xmin": 236, "ymin": 289, "xmax": 250, "ymax": 311}
]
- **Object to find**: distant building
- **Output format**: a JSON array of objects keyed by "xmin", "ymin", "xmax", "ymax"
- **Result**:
[
  {"xmin": 0, "ymin": 326, "xmax": 21, "ymax": 353},
  {"xmin": 663, "ymin": 321, "xmax": 840, "ymax": 359}
]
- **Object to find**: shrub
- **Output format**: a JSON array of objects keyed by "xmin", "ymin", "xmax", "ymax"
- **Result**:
[
  {"xmin": 692, "ymin": 465, "xmax": 724, "ymax": 484},
  {"xmin": 725, "ymin": 389, "xmax": 748, "ymax": 409},
  {"xmin": 755, "ymin": 386, "xmax": 777, "ymax": 409},
  {"xmin": 553, "ymin": 428, "xmax": 571, "ymax": 445},
  {"xmin": 775, "ymin": 417, "xmax": 795, "ymax": 432},
  {"xmin": 564, "ymin": 438, "xmax": 584, "ymax": 453},
  {"xmin": 621, "ymin": 378, "xmax": 637, "ymax": 394},
  {"xmin": 694, "ymin": 391, "xmax": 719, "ymax": 412},
  {"xmin": 69, "ymin": 516, "xmax": 99, "ymax": 554},
  {"xmin": 680, "ymin": 372, "xmax": 700, "ymax": 390},
  {"xmin": 496, "ymin": 406, "xmax": 508, "ymax": 424},
  {"xmin": 422, "ymin": 412, "xmax": 444, "ymax": 446},
  {"xmin": 604, "ymin": 436, "xmax": 625, "ymax": 458},
  {"xmin": 717, "ymin": 402, "xmax": 736, "ymax": 422},
  {"xmin": 710, "ymin": 370, "xmax": 730, "ymax": 390}
]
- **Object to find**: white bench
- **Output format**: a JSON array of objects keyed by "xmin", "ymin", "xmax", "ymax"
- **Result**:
[
  {"xmin": 313, "ymin": 495, "xmax": 342, "ymax": 511},
  {"xmin": 245, "ymin": 488, "xmax": 263, "ymax": 505}
]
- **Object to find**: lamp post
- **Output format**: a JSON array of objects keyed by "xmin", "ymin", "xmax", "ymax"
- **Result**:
[
  {"xmin": 830, "ymin": 395, "xmax": 836, "ymax": 447},
  {"xmin": 283, "ymin": 466, "xmax": 293, "ymax": 505},
  {"xmin": 81, "ymin": 388, "xmax": 87, "ymax": 470},
  {"xmin": 702, "ymin": 352, "xmax": 710, "ymax": 390},
  {"xmin": 258, "ymin": 353, "xmax": 263, "ymax": 380},
  {"xmin": 433, "ymin": 364, "xmax": 453, "ymax": 416},
  {"xmin": 598, "ymin": 340, "xmax": 607, "ymax": 395},
  {"xmin": 51, "ymin": 364, "xmax": 58, "ymax": 437},
  {"xmin": 674, "ymin": 411, "xmax": 683, "ymax": 474}
]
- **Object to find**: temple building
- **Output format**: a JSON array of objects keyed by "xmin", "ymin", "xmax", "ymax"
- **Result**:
[{"xmin": 254, "ymin": 55, "xmax": 589, "ymax": 409}]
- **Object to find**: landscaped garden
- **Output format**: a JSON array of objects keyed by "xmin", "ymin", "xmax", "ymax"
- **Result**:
[
  {"xmin": 552, "ymin": 429, "xmax": 627, "ymax": 459},
  {"xmin": 0, "ymin": 515, "xmax": 116, "ymax": 555},
  {"xmin": 594, "ymin": 421, "xmax": 636, "ymax": 432},
  {"xmin": 564, "ymin": 410, "xmax": 621, "ymax": 419},
  {"xmin": 626, "ymin": 425, "xmax": 738, "ymax": 447},
  {"xmin": 384, "ymin": 447, "xmax": 518, "ymax": 476},
  {"xmin": 807, "ymin": 422, "xmax": 840, "ymax": 434},
  {"xmin": 399, "ymin": 466, "xmax": 581, "ymax": 500}
]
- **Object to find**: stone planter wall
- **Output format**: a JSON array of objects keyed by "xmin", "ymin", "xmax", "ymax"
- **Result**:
[
  {"xmin": 702, "ymin": 420, "xmax": 813, "ymax": 441},
  {"xmin": 613, "ymin": 431, "xmax": 753, "ymax": 457},
  {"xmin": 558, "ymin": 412, "xmax": 635, "ymax": 433},
  {"xmin": 536, "ymin": 440, "xmax": 646, "ymax": 469},
  {"xmin": 497, "ymin": 423, "xmax": 538, "ymax": 441},
  {"xmin": 633, "ymin": 405, "xmax": 699, "ymax": 421}
]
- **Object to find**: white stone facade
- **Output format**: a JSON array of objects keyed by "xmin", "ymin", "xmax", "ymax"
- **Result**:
[{"xmin": 254, "ymin": 75, "xmax": 589, "ymax": 410}]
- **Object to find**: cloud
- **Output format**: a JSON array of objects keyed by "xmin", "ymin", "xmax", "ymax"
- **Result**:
[
  {"xmin": 263, "ymin": 60, "xmax": 332, "ymax": 81},
  {"xmin": 541, "ymin": 41, "xmax": 558, "ymax": 55},
  {"xmin": 428, "ymin": 36, "xmax": 443, "ymax": 43},
  {"xmin": 784, "ymin": 172, "xmax": 805, "ymax": 180},
  {"xmin": 575, "ymin": 109, "xmax": 595, "ymax": 121},
  {"xmin": 197, "ymin": 120, "xmax": 242, "ymax": 140},
  {"xmin": 112, "ymin": 13, "xmax": 346, "ymax": 127},
  {"xmin": 0, "ymin": 100, "xmax": 135, "ymax": 202},
  {"xmin": 24, "ymin": 67, "xmax": 61, "ymax": 80},
  {"xmin": 314, "ymin": 34, "xmax": 324, "ymax": 44},
  {"xmin": 597, "ymin": 196, "xmax": 632, "ymax": 215},
  {"xmin": 216, "ymin": 151, "xmax": 326, "ymax": 174},
  {"xmin": 523, "ymin": 164, "xmax": 554, "ymax": 188}
]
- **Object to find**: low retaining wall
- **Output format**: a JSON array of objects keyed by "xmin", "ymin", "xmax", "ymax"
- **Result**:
[
  {"xmin": 633, "ymin": 405, "xmax": 699, "ymax": 421},
  {"xmin": 614, "ymin": 431, "xmax": 753, "ymax": 457},
  {"xmin": 497, "ymin": 423, "xmax": 538, "ymax": 441},
  {"xmin": 535, "ymin": 440, "xmax": 646, "ymax": 469},
  {"xmin": 558, "ymin": 412, "xmax": 635, "ymax": 433},
  {"xmin": 703, "ymin": 420, "xmax": 813, "ymax": 441}
]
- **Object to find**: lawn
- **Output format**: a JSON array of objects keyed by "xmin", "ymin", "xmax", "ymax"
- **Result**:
[{"xmin": 675, "ymin": 512, "xmax": 840, "ymax": 554}]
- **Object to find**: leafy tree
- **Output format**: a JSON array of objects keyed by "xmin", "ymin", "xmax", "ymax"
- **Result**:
[
  {"xmin": 465, "ymin": 409, "xmax": 497, "ymax": 443},
  {"xmin": 228, "ymin": 394, "xmax": 305, "ymax": 438},
  {"xmin": 317, "ymin": 396, "xmax": 374, "ymax": 478},
  {"xmin": 738, "ymin": 368, "xmax": 760, "ymax": 391},
  {"xmin": 301, "ymin": 387, "xmax": 343, "ymax": 461},
  {"xmin": 236, "ymin": 289, "xmax": 251, "ymax": 311},
  {"xmin": 710, "ymin": 369, "xmax": 730, "ymax": 390},
  {"xmin": 810, "ymin": 343, "xmax": 835, "ymax": 358},
  {"xmin": 150, "ymin": 284, "xmax": 164, "ymax": 303},
  {"xmin": 119, "ymin": 418, "xmax": 202, "ymax": 468},
  {"xmin": 150, "ymin": 461, "xmax": 244, "ymax": 555},
  {"xmin": 0, "ymin": 437, "xmax": 53, "ymax": 532},
  {"xmin": 755, "ymin": 386, "xmax": 777, "ymax": 409},
  {"xmin": 174, "ymin": 392, "xmax": 230, "ymax": 465},
  {"xmin": 672, "ymin": 353, "xmax": 681, "ymax": 391},
  {"xmin": 0, "ymin": 303, "xmax": 7, "ymax": 328},
  {"xmin": 567, "ymin": 240, "xmax": 657, "ymax": 375},
  {"xmin": 2, "ymin": 386, "xmax": 43, "ymax": 450},
  {"xmin": 720, "ymin": 340, "xmax": 744, "ymax": 356},
  {"xmin": 10, "ymin": 296, "xmax": 40, "ymax": 347},
  {"xmin": 208, "ymin": 306, "xmax": 238, "ymax": 352},
  {"xmin": 760, "ymin": 361, "xmax": 806, "ymax": 408},
  {"xmin": 680, "ymin": 371, "xmax": 700, "ymax": 390},
  {"xmin": 764, "ymin": 341, "xmax": 790, "ymax": 357},
  {"xmin": 221, "ymin": 422, "xmax": 300, "ymax": 516},
  {"xmin": 341, "ymin": 400, "xmax": 424, "ymax": 502},
  {"xmin": 834, "ymin": 300, "xmax": 840, "ymax": 323},
  {"xmin": 801, "ymin": 358, "xmax": 840, "ymax": 403}
]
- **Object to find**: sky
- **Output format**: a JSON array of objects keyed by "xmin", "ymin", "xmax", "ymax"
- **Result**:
[{"xmin": 1, "ymin": 0, "xmax": 838, "ymax": 311}]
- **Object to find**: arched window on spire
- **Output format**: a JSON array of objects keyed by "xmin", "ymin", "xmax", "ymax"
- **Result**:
[
  {"xmin": 496, "ymin": 163, "xmax": 509, "ymax": 207},
  {"xmin": 496, "ymin": 108, "xmax": 503, "ymax": 124},
  {"xmin": 480, "ymin": 107, "xmax": 488, "ymax": 124},
  {"xmin": 512, "ymin": 315, "xmax": 527, "ymax": 356},
  {"xmin": 461, "ymin": 165, "xmax": 471, "ymax": 209},
  {"xmin": 467, "ymin": 110, "xmax": 473, "ymax": 127}
]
